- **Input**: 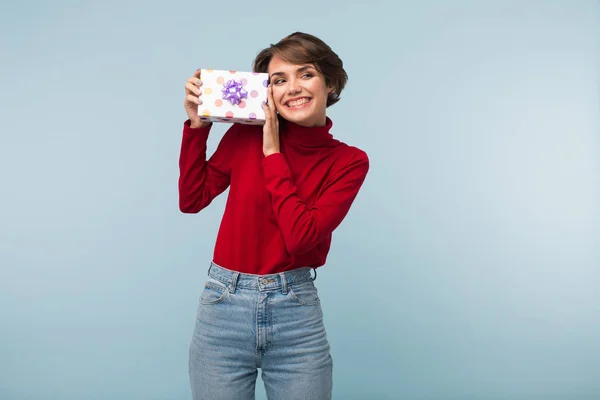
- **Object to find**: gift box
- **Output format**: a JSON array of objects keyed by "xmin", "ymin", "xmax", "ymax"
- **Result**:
[{"xmin": 198, "ymin": 69, "xmax": 269, "ymax": 125}]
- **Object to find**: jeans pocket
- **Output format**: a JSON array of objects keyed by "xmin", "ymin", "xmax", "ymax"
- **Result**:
[
  {"xmin": 199, "ymin": 277, "xmax": 229, "ymax": 305},
  {"xmin": 288, "ymin": 281, "xmax": 320, "ymax": 306}
]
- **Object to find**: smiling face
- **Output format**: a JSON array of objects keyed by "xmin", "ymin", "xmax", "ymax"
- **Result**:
[{"xmin": 268, "ymin": 55, "xmax": 333, "ymax": 127}]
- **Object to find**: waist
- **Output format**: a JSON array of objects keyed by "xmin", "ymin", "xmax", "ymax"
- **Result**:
[
  {"xmin": 212, "ymin": 235, "xmax": 330, "ymax": 275},
  {"xmin": 208, "ymin": 261, "xmax": 315, "ymax": 291}
]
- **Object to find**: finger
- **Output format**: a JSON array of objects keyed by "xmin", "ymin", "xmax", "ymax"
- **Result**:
[
  {"xmin": 187, "ymin": 76, "xmax": 202, "ymax": 85},
  {"xmin": 266, "ymin": 84, "xmax": 273, "ymax": 105},
  {"xmin": 187, "ymin": 82, "xmax": 202, "ymax": 96},
  {"xmin": 267, "ymin": 84, "xmax": 277, "ymax": 116},
  {"xmin": 194, "ymin": 69, "xmax": 201, "ymax": 79},
  {"xmin": 187, "ymin": 77, "xmax": 203, "ymax": 89},
  {"xmin": 262, "ymin": 101, "xmax": 270, "ymax": 119},
  {"xmin": 185, "ymin": 82, "xmax": 202, "ymax": 96},
  {"xmin": 186, "ymin": 94, "xmax": 202, "ymax": 105}
]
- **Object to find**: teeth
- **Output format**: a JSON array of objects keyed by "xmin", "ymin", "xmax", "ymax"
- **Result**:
[{"xmin": 287, "ymin": 98, "xmax": 309, "ymax": 107}]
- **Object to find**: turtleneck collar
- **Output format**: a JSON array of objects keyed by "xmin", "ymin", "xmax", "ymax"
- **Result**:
[{"xmin": 279, "ymin": 115, "xmax": 334, "ymax": 148}]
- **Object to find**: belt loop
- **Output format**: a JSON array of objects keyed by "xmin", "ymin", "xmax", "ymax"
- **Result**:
[
  {"xmin": 280, "ymin": 272, "xmax": 288, "ymax": 295},
  {"xmin": 230, "ymin": 272, "xmax": 240, "ymax": 293},
  {"xmin": 311, "ymin": 268, "xmax": 317, "ymax": 281}
]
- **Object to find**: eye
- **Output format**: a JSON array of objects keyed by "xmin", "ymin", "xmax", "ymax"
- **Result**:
[
  {"xmin": 273, "ymin": 78, "xmax": 285, "ymax": 85},
  {"xmin": 301, "ymin": 73, "xmax": 314, "ymax": 79}
]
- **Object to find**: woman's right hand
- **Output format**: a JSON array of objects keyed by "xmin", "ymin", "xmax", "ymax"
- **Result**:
[{"xmin": 184, "ymin": 69, "xmax": 211, "ymax": 129}]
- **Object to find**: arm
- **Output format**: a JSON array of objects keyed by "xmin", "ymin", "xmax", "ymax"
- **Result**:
[
  {"xmin": 178, "ymin": 121, "xmax": 239, "ymax": 213},
  {"xmin": 262, "ymin": 150, "xmax": 369, "ymax": 255}
]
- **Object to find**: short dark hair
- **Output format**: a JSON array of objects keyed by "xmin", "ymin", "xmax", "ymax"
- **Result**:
[{"xmin": 253, "ymin": 32, "xmax": 348, "ymax": 107}]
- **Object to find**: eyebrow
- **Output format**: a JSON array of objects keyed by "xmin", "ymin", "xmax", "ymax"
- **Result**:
[{"xmin": 269, "ymin": 65, "xmax": 314, "ymax": 79}]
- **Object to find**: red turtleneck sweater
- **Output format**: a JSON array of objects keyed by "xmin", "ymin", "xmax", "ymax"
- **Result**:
[{"xmin": 178, "ymin": 117, "xmax": 369, "ymax": 275}]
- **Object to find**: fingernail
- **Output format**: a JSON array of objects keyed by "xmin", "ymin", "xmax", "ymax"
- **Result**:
[{"xmin": 197, "ymin": 80, "xmax": 202, "ymax": 85}]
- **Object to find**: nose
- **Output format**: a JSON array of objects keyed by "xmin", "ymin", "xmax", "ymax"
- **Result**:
[{"xmin": 286, "ymin": 79, "xmax": 301, "ymax": 95}]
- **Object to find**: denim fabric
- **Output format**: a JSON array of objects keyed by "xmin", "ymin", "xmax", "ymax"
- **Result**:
[{"xmin": 189, "ymin": 262, "xmax": 333, "ymax": 400}]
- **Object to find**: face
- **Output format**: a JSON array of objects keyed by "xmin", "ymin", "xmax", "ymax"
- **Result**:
[{"xmin": 267, "ymin": 55, "xmax": 333, "ymax": 127}]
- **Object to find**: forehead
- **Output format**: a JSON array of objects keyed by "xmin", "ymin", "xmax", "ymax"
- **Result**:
[{"xmin": 267, "ymin": 55, "xmax": 315, "ymax": 74}]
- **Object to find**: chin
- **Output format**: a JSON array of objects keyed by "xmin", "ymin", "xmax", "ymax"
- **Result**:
[
  {"xmin": 283, "ymin": 114, "xmax": 314, "ymax": 126},
  {"xmin": 279, "ymin": 102, "xmax": 323, "ymax": 127}
]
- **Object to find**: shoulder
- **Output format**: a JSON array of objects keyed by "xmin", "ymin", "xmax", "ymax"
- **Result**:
[
  {"xmin": 226, "ymin": 123, "xmax": 262, "ymax": 141},
  {"xmin": 218, "ymin": 123, "xmax": 262, "ymax": 147},
  {"xmin": 331, "ymin": 140, "xmax": 369, "ymax": 173},
  {"xmin": 232, "ymin": 122, "xmax": 263, "ymax": 133}
]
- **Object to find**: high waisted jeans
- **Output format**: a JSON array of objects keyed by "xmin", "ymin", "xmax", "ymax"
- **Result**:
[{"xmin": 189, "ymin": 262, "xmax": 333, "ymax": 400}]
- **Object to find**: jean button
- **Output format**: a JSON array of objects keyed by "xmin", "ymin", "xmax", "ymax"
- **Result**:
[{"xmin": 261, "ymin": 278, "xmax": 269, "ymax": 285}]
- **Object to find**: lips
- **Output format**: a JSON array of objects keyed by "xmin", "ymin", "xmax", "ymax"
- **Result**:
[{"xmin": 285, "ymin": 97, "xmax": 311, "ymax": 108}]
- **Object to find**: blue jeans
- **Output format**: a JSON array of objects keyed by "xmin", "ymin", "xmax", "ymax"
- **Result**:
[{"xmin": 189, "ymin": 262, "xmax": 333, "ymax": 400}]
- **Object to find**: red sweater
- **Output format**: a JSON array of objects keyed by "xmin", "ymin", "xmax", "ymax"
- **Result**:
[{"xmin": 178, "ymin": 116, "xmax": 369, "ymax": 275}]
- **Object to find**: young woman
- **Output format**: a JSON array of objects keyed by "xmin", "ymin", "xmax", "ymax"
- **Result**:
[{"xmin": 179, "ymin": 32, "xmax": 369, "ymax": 400}]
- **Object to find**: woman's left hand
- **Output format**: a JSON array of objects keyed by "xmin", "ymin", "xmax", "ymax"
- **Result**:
[{"xmin": 261, "ymin": 84, "xmax": 280, "ymax": 157}]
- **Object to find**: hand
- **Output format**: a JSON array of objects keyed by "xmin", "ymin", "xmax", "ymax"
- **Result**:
[
  {"xmin": 261, "ymin": 84, "xmax": 280, "ymax": 156},
  {"xmin": 184, "ymin": 69, "xmax": 211, "ymax": 129}
]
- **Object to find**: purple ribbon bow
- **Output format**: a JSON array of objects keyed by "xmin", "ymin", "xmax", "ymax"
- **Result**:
[{"xmin": 221, "ymin": 79, "xmax": 248, "ymax": 106}]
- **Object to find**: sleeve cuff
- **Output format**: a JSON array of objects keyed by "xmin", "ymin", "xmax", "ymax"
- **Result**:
[
  {"xmin": 262, "ymin": 152, "xmax": 293, "ymax": 181},
  {"xmin": 183, "ymin": 119, "xmax": 212, "ymax": 136}
]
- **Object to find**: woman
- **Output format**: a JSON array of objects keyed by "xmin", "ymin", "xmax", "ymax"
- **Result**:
[{"xmin": 179, "ymin": 32, "xmax": 369, "ymax": 400}]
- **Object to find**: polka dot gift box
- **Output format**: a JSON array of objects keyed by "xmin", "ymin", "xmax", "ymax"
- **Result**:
[{"xmin": 198, "ymin": 69, "xmax": 269, "ymax": 125}]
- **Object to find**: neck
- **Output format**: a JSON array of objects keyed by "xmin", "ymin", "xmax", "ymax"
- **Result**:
[
  {"xmin": 279, "ymin": 116, "xmax": 334, "ymax": 148},
  {"xmin": 294, "ymin": 115, "xmax": 327, "ymax": 128}
]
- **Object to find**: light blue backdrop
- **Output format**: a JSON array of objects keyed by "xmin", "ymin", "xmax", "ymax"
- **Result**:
[{"xmin": 1, "ymin": 1, "xmax": 599, "ymax": 399}]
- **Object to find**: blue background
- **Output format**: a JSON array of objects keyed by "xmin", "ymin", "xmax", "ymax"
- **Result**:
[{"xmin": 1, "ymin": 1, "xmax": 599, "ymax": 399}]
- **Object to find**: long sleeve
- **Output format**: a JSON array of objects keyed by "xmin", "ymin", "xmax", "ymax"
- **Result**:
[
  {"xmin": 262, "ymin": 150, "xmax": 369, "ymax": 255},
  {"xmin": 178, "ymin": 120, "xmax": 239, "ymax": 213}
]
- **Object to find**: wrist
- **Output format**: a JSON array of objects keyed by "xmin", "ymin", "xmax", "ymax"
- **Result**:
[
  {"xmin": 263, "ymin": 148, "xmax": 280, "ymax": 157},
  {"xmin": 189, "ymin": 119, "xmax": 211, "ymax": 129}
]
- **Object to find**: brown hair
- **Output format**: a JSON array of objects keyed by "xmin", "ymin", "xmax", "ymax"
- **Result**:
[{"xmin": 253, "ymin": 32, "xmax": 348, "ymax": 107}]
